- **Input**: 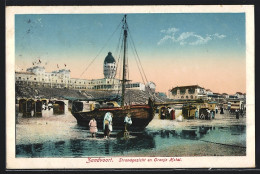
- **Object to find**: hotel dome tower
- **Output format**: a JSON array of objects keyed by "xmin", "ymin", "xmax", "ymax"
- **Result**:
[{"xmin": 103, "ymin": 52, "xmax": 116, "ymax": 79}]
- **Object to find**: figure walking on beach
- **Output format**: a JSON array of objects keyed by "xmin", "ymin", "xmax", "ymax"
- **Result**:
[
  {"xmin": 211, "ymin": 110, "xmax": 215, "ymax": 119},
  {"xmin": 103, "ymin": 112, "xmax": 113, "ymax": 138},
  {"xmin": 215, "ymin": 105, "xmax": 218, "ymax": 114},
  {"xmin": 195, "ymin": 109, "xmax": 198, "ymax": 119},
  {"xmin": 207, "ymin": 109, "xmax": 211, "ymax": 120},
  {"xmin": 235, "ymin": 109, "xmax": 239, "ymax": 119},
  {"xmin": 89, "ymin": 117, "xmax": 98, "ymax": 138},
  {"xmin": 220, "ymin": 107, "xmax": 224, "ymax": 114},
  {"xmin": 160, "ymin": 107, "xmax": 166, "ymax": 119},
  {"xmin": 240, "ymin": 109, "xmax": 244, "ymax": 117}
]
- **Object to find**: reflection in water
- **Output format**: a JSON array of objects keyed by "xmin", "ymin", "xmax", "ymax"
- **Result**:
[
  {"xmin": 230, "ymin": 125, "xmax": 246, "ymax": 135},
  {"xmin": 181, "ymin": 129, "xmax": 197, "ymax": 139},
  {"xmin": 33, "ymin": 143, "xmax": 43, "ymax": 152},
  {"xmin": 198, "ymin": 126, "xmax": 211, "ymax": 138},
  {"xmin": 70, "ymin": 139, "xmax": 84, "ymax": 157},
  {"xmin": 105, "ymin": 140, "xmax": 110, "ymax": 155},
  {"xmin": 160, "ymin": 130, "xmax": 171, "ymax": 138},
  {"xmin": 17, "ymin": 144, "xmax": 33, "ymax": 157},
  {"xmin": 16, "ymin": 131, "xmax": 156, "ymax": 157},
  {"xmin": 16, "ymin": 125, "xmax": 246, "ymax": 157},
  {"xmin": 54, "ymin": 141, "xmax": 65, "ymax": 156}
]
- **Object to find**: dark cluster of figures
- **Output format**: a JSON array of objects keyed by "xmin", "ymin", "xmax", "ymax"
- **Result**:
[
  {"xmin": 234, "ymin": 109, "xmax": 244, "ymax": 119},
  {"xmin": 160, "ymin": 107, "xmax": 175, "ymax": 120},
  {"xmin": 196, "ymin": 106, "xmax": 224, "ymax": 120},
  {"xmin": 88, "ymin": 112, "xmax": 132, "ymax": 139},
  {"xmin": 197, "ymin": 107, "xmax": 245, "ymax": 120},
  {"xmin": 197, "ymin": 109, "xmax": 215, "ymax": 120}
]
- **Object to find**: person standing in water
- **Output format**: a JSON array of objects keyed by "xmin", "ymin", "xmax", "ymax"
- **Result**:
[
  {"xmin": 103, "ymin": 112, "xmax": 113, "ymax": 138},
  {"xmin": 89, "ymin": 117, "xmax": 98, "ymax": 138},
  {"xmin": 124, "ymin": 113, "xmax": 132, "ymax": 132}
]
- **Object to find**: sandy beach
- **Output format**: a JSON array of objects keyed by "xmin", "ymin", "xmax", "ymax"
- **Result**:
[
  {"xmin": 126, "ymin": 142, "xmax": 246, "ymax": 157},
  {"xmin": 16, "ymin": 106, "xmax": 246, "ymax": 157}
]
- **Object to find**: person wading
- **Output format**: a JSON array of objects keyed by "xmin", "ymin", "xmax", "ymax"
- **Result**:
[
  {"xmin": 123, "ymin": 113, "xmax": 132, "ymax": 139},
  {"xmin": 124, "ymin": 113, "xmax": 132, "ymax": 132},
  {"xmin": 89, "ymin": 117, "xmax": 98, "ymax": 138},
  {"xmin": 103, "ymin": 112, "xmax": 113, "ymax": 138}
]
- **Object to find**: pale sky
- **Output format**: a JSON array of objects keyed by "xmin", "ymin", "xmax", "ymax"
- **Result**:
[{"xmin": 15, "ymin": 13, "xmax": 246, "ymax": 94}]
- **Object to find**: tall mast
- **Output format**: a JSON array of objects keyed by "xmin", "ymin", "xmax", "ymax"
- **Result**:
[{"xmin": 121, "ymin": 15, "xmax": 127, "ymax": 107}]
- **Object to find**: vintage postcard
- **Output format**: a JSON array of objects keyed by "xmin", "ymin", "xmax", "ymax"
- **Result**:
[{"xmin": 6, "ymin": 5, "xmax": 255, "ymax": 169}]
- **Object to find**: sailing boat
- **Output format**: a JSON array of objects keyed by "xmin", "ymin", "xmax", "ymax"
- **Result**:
[{"xmin": 71, "ymin": 15, "xmax": 155, "ymax": 130}]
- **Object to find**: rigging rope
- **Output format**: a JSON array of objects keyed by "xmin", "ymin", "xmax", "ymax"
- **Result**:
[
  {"xmin": 127, "ymin": 27, "xmax": 157, "ymax": 100},
  {"xmin": 114, "ymin": 28, "xmax": 123, "ymax": 77},
  {"xmin": 127, "ymin": 26, "xmax": 158, "ymax": 100},
  {"xmin": 128, "ymin": 28, "xmax": 149, "ymax": 84},
  {"xmin": 80, "ymin": 20, "xmax": 123, "ymax": 78},
  {"xmin": 128, "ymin": 36, "xmax": 146, "ymax": 85},
  {"xmin": 115, "ymin": 31, "xmax": 125, "ymax": 97},
  {"xmin": 111, "ymin": 28, "xmax": 123, "ymax": 92},
  {"xmin": 126, "ymin": 38, "xmax": 130, "ymax": 82}
]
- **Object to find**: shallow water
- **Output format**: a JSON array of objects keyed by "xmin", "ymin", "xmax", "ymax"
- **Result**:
[{"xmin": 16, "ymin": 109, "xmax": 246, "ymax": 157}]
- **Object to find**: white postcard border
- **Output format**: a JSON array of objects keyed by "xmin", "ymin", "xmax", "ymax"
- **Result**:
[{"xmin": 6, "ymin": 5, "xmax": 255, "ymax": 169}]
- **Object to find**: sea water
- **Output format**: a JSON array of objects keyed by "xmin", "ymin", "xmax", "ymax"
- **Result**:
[{"xmin": 15, "ymin": 109, "xmax": 246, "ymax": 157}]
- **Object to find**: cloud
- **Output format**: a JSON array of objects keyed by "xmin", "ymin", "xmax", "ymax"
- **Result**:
[
  {"xmin": 157, "ymin": 35, "xmax": 174, "ymax": 45},
  {"xmin": 157, "ymin": 27, "xmax": 226, "ymax": 46},
  {"xmin": 212, "ymin": 33, "xmax": 226, "ymax": 39},
  {"xmin": 189, "ymin": 34, "xmax": 212, "ymax": 46},
  {"xmin": 161, "ymin": 27, "xmax": 179, "ymax": 34}
]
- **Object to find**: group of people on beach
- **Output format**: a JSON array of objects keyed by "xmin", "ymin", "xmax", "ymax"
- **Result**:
[
  {"xmin": 235, "ymin": 109, "xmax": 244, "ymax": 119},
  {"xmin": 88, "ymin": 112, "xmax": 132, "ymax": 138}
]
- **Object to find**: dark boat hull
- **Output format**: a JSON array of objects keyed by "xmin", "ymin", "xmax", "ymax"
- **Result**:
[{"xmin": 71, "ymin": 100, "xmax": 154, "ymax": 131}]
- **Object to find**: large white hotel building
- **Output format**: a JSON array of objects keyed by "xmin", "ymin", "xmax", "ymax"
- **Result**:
[{"xmin": 15, "ymin": 52, "xmax": 156, "ymax": 92}]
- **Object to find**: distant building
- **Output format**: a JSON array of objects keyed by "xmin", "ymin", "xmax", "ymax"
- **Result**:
[
  {"xmin": 15, "ymin": 71, "xmax": 36, "ymax": 84},
  {"xmin": 207, "ymin": 93, "xmax": 224, "ymax": 102},
  {"xmin": 157, "ymin": 92, "xmax": 167, "ymax": 98},
  {"xmin": 15, "ymin": 52, "xmax": 146, "ymax": 91},
  {"xmin": 205, "ymin": 89, "xmax": 213, "ymax": 95},
  {"xmin": 168, "ymin": 85, "xmax": 206, "ymax": 100},
  {"xmin": 221, "ymin": 93, "xmax": 229, "ymax": 99},
  {"xmin": 235, "ymin": 92, "xmax": 246, "ymax": 99},
  {"xmin": 16, "ymin": 67, "xmax": 74, "ymax": 89},
  {"xmin": 126, "ymin": 82, "xmax": 146, "ymax": 91},
  {"xmin": 228, "ymin": 95, "xmax": 238, "ymax": 99}
]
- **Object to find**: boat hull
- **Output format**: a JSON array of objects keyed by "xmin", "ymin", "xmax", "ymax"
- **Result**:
[{"xmin": 71, "ymin": 101, "xmax": 154, "ymax": 131}]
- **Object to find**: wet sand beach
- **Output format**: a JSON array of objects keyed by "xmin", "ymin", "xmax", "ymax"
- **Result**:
[
  {"xmin": 126, "ymin": 142, "xmax": 246, "ymax": 157},
  {"xmin": 16, "ymin": 106, "xmax": 246, "ymax": 157}
]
